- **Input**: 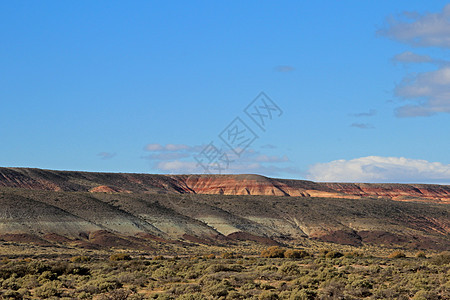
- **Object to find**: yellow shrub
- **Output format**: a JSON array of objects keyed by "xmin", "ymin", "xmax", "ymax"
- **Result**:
[
  {"xmin": 388, "ymin": 251, "xmax": 406, "ymax": 259},
  {"xmin": 260, "ymin": 246, "xmax": 285, "ymax": 258}
]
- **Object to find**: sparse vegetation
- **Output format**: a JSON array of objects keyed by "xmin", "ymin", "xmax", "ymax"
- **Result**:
[
  {"xmin": 0, "ymin": 248, "xmax": 448, "ymax": 299},
  {"xmin": 0, "ymin": 170, "xmax": 448, "ymax": 298}
]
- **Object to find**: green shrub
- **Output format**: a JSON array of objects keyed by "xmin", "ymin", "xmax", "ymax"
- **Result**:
[
  {"xmin": 289, "ymin": 288, "xmax": 317, "ymax": 300},
  {"xmin": 205, "ymin": 282, "xmax": 232, "ymax": 297},
  {"xmin": 259, "ymin": 290, "xmax": 279, "ymax": 300},
  {"xmin": 343, "ymin": 251, "xmax": 362, "ymax": 258},
  {"xmin": 279, "ymin": 262, "xmax": 300, "ymax": 276},
  {"xmin": 430, "ymin": 251, "xmax": 450, "ymax": 265},
  {"xmin": 2, "ymin": 289, "xmax": 22, "ymax": 300},
  {"xmin": 34, "ymin": 281, "xmax": 62, "ymax": 298},
  {"xmin": 153, "ymin": 267, "xmax": 176, "ymax": 280},
  {"xmin": 2, "ymin": 278, "xmax": 20, "ymax": 291},
  {"xmin": 97, "ymin": 288, "xmax": 132, "ymax": 300},
  {"xmin": 412, "ymin": 289, "xmax": 439, "ymax": 300},
  {"xmin": 206, "ymin": 264, "xmax": 243, "ymax": 273},
  {"xmin": 177, "ymin": 292, "xmax": 204, "ymax": 300},
  {"xmin": 38, "ymin": 270, "xmax": 58, "ymax": 283},
  {"xmin": 97, "ymin": 278, "xmax": 123, "ymax": 292},
  {"xmin": 325, "ymin": 251, "xmax": 343, "ymax": 259}
]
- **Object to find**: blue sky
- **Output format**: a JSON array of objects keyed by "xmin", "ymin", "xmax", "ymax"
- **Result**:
[{"xmin": 1, "ymin": 1, "xmax": 450, "ymax": 183}]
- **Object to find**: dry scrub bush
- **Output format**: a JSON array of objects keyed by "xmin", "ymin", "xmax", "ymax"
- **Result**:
[
  {"xmin": 343, "ymin": 251, "xmax": 362, "ymax": 258},
  {"xmin": 284, "ymin": 249, "xmax": 310, "ymax": 259},
  {"xmin": 415, "ymin": 251, "xmax": 426, "ymax": 258},
  {"xmin": 388, "ymin": 251, "xmax": 406, "ymax": 259},
  {"xmin": 70, "ymin": 255, "xmax": 91, "ymax": 263},
  {"xmin": 221, "ymin": 252, "xmax": 236, "ymax": 259},
  {"xmin": 260, "ymin": 246, "xmax": 285, "ymax": 258},
  {"xmin": 109, "ymin": 253, "xmax": 131, "ymax": 261},
  {"xmin": 319, "ymin": 249, "xmax": 343, "ymax": 259}
]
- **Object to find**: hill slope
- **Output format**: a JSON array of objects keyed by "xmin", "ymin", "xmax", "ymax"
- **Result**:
[
  {"xmin": 0, "ymin": 167, "xmax": 448, "ymax": 250},
  {"xmin": 0, "ymin": 168, "xmax": 449, "ymax": 203}
]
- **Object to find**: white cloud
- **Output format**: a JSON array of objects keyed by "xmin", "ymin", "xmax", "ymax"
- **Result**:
[
  {"xmin": 394, "ymin": 66, "xmax": 450, "ymax": 117},
  {"xmin": 307, "ymin": 156, "xmax": 450, "ymax": 184},
  {"xmin": 378, "ymin": 4, "xmax": 450, "ymax": 48},
  {"xmin": 392, "ymin": 51, "xmax": 432, "ymax": 63}
]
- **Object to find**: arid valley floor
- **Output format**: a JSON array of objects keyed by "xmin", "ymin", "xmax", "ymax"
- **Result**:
[{"xmin": 0, "ymin": 168, "xmax": 448, "ymax": 299}]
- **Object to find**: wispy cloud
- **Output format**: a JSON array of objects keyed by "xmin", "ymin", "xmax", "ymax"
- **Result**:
[
  {"xmin": 274, "ymin": 65, "xmax": 295, "ymax": 72},
  {"xmin": 143, "ymin": 152, "xmax": 190, "ymax": 160},
  {"xmin": 254, "ymin": 154, "xmax": 289, "ymax": 163},
  {"xmin": 379, "ymin": 4, "xmax": 450, "ymax": 117},
  {"xmin": 394, "ymin": 66, "xmax": 450, "ymax": 117},
  {"xmin": 144, "ymin": 143, "xmax": 196, "ymax": 152},
  {"xmin": 350, "ymin": 123, "xmax": 375, "ymax": 129},
  {"xmin": 155, "ymin": 159, "xmax": 299, "ymax": 176},
  {"xmin": 350, "ymin": 109, "xmax": 377, "ymax": 117},
  {"xmin": 307, "ymin": 156, "xmax": 450, "ymax": 184},
  {"xmin": 155, "ymin": 160, "xmax": 199, "ymax": 173},
  {"xmin": 260, "ymin": 144, "xmax": 277, "ymax": 149},
  {"xmin": 97, "ymin": 152, "xmax": 116, "ymax": 160},
  {"xmin": 377, "ymin": 5, "xmax": 450, "ymax": 48},
  {"xmin": 392, "ymin": 51, "xmax": 432, "ymax": 64},
  {"xmin": 143, "ymin": 142, "xmax": 297, "ymax": 176}
]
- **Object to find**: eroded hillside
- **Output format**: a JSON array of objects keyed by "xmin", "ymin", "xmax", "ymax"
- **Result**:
[
  {"xmin": 0, "ymin": 168, "xmax": 448, "ymax": 250},
  {"xmin": 0, "ymin": 168, "xmax": 449, "ymax": 203}
]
